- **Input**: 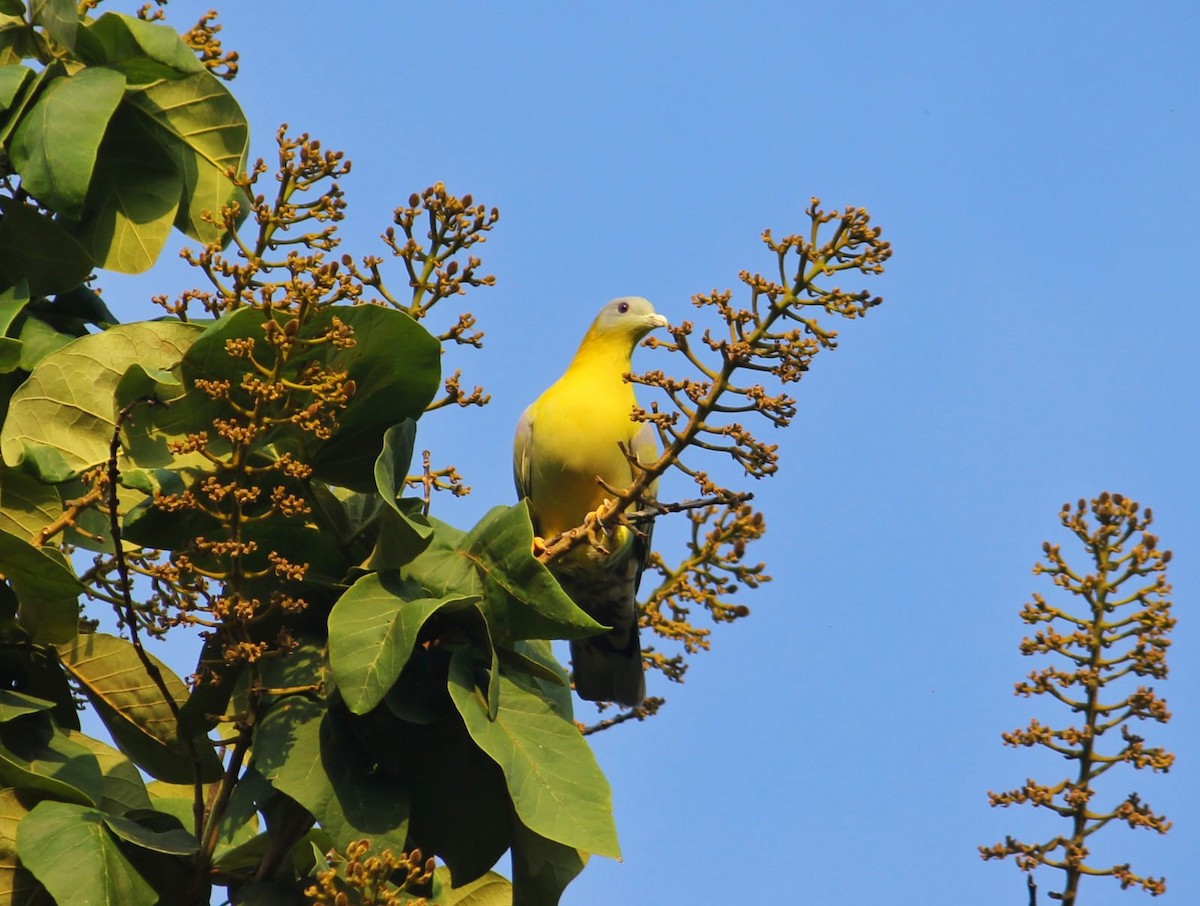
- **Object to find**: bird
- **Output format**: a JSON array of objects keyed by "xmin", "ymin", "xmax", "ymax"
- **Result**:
[{"xmin": 513, "ymin": 297, "xmax": 668, "ymax": 708}]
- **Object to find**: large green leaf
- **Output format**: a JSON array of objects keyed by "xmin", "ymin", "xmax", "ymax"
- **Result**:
[
  {"xmin": 0, "ymin": 527, "xmax": 83, "ymax": 643},
  {"xmin": 504, "ymin": 641, "xmax": 571, "ymax": 717},
  {"xmin": 0, "ymin": 788, "xmax": 47, "ymax": 906},
  {"xmin": 0, "ymin": 320, "xmax": 201, "ymax": 482},
  {"xmin": 76, "ymin": 13, "xmax": 203, "ymax": 84},
  {"xmin": 98, "ymin": 810, "xmax": 197, "ymax": 856},
  {"xmin": 368, "ymin": 419, "xmax": 433, "ymax": 558},
  {"xmin": 0, "ymin": 198, "xmax": 93, "ymax": 297},
  {"xmin": 374, "ymin": 419, "xmax": 417, "ymax": 509},
  {"xmin": 16, "ymin": 801, "xmax": 157, "ymax": 906},
  {"xmin": 434, "ymin": 868, "xmax": 513, "ymax": 906},
  {"xmin": 510, "ymin": 822, "xmax": 586, "ymax": 906},
  {"xmin": 0, "ymin": 691, "xmax": 53, "ymax": 723},
  {"xmin": 251, "ymin": 644, "xmax": 410, "ymax": 853},
  {"xmin": 0, "ymin": 463, "xmax": 62, "ymax": 541},
  {"xmin": 29, "ymin": 0, "xmax": 76, "ymax": 52},
  {"xmin": 468, "ymin": 505, "xmax": 607, "ymax": 641},
  {"xmin": 73, "ymin": 104, "xmax": 182, "ymax": 274},
  {"xmin": 0, "ymin": 713, "xmax": 103, "ymax": 806},
  {"xmin": 17, "ymin": 647, "xmax": 78, "ymax": 730},
  {"xmin": 0, "ymin": 281, "xmax": 28, "ymax": 373},
  {"xmin": 329, "ymin": 572, "xmax": 477, "ymax": 715},
  {"xmin": 406, "ymin": 507, "xmax": 603, "ymax": 645},
  {"xmin": 307, "ymin": 305, "xmax": 440, "ymax": 488},
  {"xmin": 125, "ymin": 70, "xmax": 248, "ymax": 244},
  {"xmin": 9, "ymin": 66, "xmax": 126, "ymax": 219},
  {"xmin": 14, "ymin": 318, "xmax": 74, "ymax": 372},
  {"xmin": 448, "ymin": 663, "xmax": 619, "ymax": 860},
  {"xmin": 62, "ymin": 728, "xmax": 153, "ymax": 816},
  {"xmin": 0, "ymin": 60, "xmax": 57, "ymax": 149},
  {"xmin": 0, "ymin": 64, "xmax": 30, "ymax": 111},
  {"xmin": 375, "ymin": 711, "xmax": 512, "ymax": 886},
  {"xmin": 159, "ymin": 305, "xmax": 442, "ymax": 490},
  {"xmin": 57, "ymin": 632, "xmax": 222, "ymax": 783}
]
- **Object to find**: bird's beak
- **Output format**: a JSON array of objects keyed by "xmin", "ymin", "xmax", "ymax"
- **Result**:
[{"xmin": 647, "ymin": 313, "xmax": 669, "ymax": 330}]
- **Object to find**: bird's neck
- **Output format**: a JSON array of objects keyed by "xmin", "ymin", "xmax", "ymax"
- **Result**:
[{"xmin": 566, "ymin": 329, "xmax": 635, "ymax": 377}]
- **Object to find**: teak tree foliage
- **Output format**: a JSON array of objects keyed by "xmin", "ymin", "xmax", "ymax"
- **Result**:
[
  {"xmin": 0, "ymin": 3, "xmax": 892, "ymax": 905},
  {"xmin": 982, "ymin": 493, "xmax": 1174, "ymax": 904}
]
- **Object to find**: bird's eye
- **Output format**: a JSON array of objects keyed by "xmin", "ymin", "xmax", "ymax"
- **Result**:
[{"xmin": 617, "ymin": 301, "xmax": 630, "ymax": 314}]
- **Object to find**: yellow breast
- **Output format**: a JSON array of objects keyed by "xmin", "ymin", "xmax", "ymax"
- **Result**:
[{"xmin": 527, "ymin": 363, "xmax": 641, "ymax": 539}]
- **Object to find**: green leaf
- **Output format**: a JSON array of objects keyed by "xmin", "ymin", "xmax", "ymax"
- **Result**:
[
  {"xmin": 57, "ymin": 632, "xmax": 223, "ymax": 783},
  {"xmin": 360, "ymin": 502, "xmax": 436, "ymax": 571},
  {"xmin": 0, "ymin": 462, "xmax": 62, "ymax": 541},
  {"xmin": 0, "ymin": 63, "xmax": 30, "ymax": 110},
  {"xmin": 454, "ymin": 611, "xmax": 501, "ymax": 722},
  {"xmin": 435, "ymin": 868, "xmax": 514, "ymax": 906},
  {"xmin": 0, "ymin": 788, "xmax": 48, "ymax": 906},
  {"xmin": 447, "ymin": 505, "xmax": 604, "ymax": 643},
  {"xmin": 0, "ymin": 280, "xmax": 28, "ymax": 373},
  {"xmin": 230, "ymin": 878, "xmax": 310, "ymax": 905},
  {"xmin": 0, "ymin": 690, "xmax": 53, "ymax": 722},
  {"xmin": 9, "ymin": 66, "xmax": 126, "ymax": 219},
  {"xmin": 0, "ymin": 527, "xmax": 83, "ymax": 643},
  {"xmin": 379, "ymin": 711, "xmax": 512, "ymax": 886},
  {"xmin": 506, "ymin": 641, "xmax": 573, "ymax": 721},
  {"xmin": 329, "ymin": 571, "xmax": 477, "ymax": 715},
  {"xmin": 0, "ymin": 320, "xmax": 201, "ymax": 482},
  {"xmin": 0, "ymin": 197, "xmax": 93, "ymax": 297},
  {"xmin": 125, "ymin": 70, "xmax": 248, "ymax": 244},
  {"xmin": 375, "ymin": 419, "xmax": 417, "ymax": 509},
  {"xmin": 510, "ymin": 822, "xmax": 586, "ymax": 906},
  {"xmin": 382, "ymin": 647, "xmax": 454, "ymax": 726},
  {"xmin": 401, "ymin": 508, "xmax": 602, "ymax": 645},
  {"xmin": 0, "ymin": 59, "xmax": 56, "ymax": 149},
  {"xmin": 0, "ymin": 713, "xmax": 103, "ymax": 806},
  {"xmin": 99, "ymin": 812, "xmax": 197, "ymax": 856},
  {"xmin": 28, "ymin": 0, "xmax": 75, "ymax": 51},
  {"xmin": 17, "ymin": 801, "xmax": 157, "ymax": 906},
  {"xmin": 0, "ymin": 3, "xmax": 23, "ymax": 19},
  {"xmin": 309, "ymin": 307, "xmax": 441, "ymax": 488},
  {"xmin": 76, "ymin": 13, "xmax": 203, "ymax": 83},
  {"xmin": 158, "ymin": 305, "xmax": 441, "ymax": 490},
  {"xmin": 251, "ymin": 643, "xmax": 410, "ymax": 853},
  {"xmin": 62, "ymin": 728, "xmax": 153, "ymax": 816},
  {"xmin": 14, "ymin": 317, "xmax": 73, "ymax": 372},
  {"xmin": 367, "ymin": 420, "xmax": 433, "ymax": 558},
  {"xmin": 448, "ymin": 665, "xmax": 619, "ymax": 859},
  {"xmin": 399, "ymin": 515, "xmax": 471, "ymax": 590},
  {"xmin": 73, "ymin": 103, "xmax": 182, "ymax": 274},
  {"xmin": 47, "ymin": 285, "xmax": 119, "ymax": 329},
  {"xmin": 13, "ymin": 646, "xmax": 78, "ymax": 731}
]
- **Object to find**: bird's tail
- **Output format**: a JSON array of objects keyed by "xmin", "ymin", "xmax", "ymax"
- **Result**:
[
  {"xmin": 570, "ymin": 627, "xmax": 645, "ymax": 708},
  {"xmin": 556, "ymin": 544, "xmax": 647, "ymax": 709}
]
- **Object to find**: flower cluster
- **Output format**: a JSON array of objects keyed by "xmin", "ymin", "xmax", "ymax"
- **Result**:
[{"xmin": 982, "ymin": 492, "xmax": 1174, "ymax": 902}]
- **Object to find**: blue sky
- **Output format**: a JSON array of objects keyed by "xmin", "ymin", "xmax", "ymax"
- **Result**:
[{"xmin": 100, "ymin": 2, "xmax": 1199, "ymax": 902}]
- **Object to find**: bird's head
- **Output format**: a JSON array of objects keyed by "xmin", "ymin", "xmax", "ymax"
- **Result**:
[{"xmin": 587, "ymin": 296, "xmax": 669, "ymax": 344}]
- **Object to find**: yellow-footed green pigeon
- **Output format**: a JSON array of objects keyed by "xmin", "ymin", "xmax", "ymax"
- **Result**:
[{"xmin": 513, "ymin": 297, "xmax": 667, "ymax": 707}]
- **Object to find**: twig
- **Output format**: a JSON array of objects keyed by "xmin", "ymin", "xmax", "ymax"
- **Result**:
[
  {"xmin": 625, "ymin": 492, "xmax": 753, "ymax": 521},
  {"xmin": 579, "ymin": 696, "xmax": 665, "ymax": 736},
  {"xmin": 32, "ymin": 485, "xmax": 103, "ymax": 547}
]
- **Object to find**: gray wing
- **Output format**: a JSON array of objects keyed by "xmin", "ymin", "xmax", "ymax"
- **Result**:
[
  {"xmin": 629, "ymin": 420, "xmax": 658, "ymax": 583},
  {"xmin": 513, "ymin": 403, "xmax": 535, "ymax": 502}
]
